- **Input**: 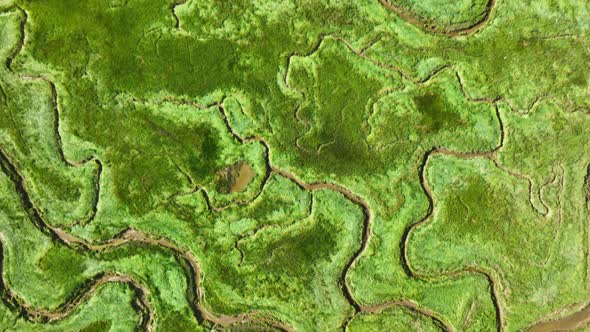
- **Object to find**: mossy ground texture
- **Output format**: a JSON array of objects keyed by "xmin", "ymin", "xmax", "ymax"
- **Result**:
[{"xmin": 0, "ymin": 0, "xmax": 588, "ymax": 331}]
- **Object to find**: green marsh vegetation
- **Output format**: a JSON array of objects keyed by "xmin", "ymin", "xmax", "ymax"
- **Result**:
[{"xmin": 0, "ymin": 0, "xmax": 588, "ymax": 330}]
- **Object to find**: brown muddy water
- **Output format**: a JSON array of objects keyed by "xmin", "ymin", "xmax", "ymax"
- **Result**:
[
  {"xmin": 218, "ymin": 161, "xmax": 256, "ymax": 193},
  {"xmin": 528, "ymin": 305, "xmax": 590, "ymax": 332},
  {"xmin": 230, "ymin": 162, "xmax": 255, "ymax": 192}
]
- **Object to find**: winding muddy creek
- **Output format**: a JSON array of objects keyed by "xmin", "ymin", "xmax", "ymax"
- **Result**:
[
  {"xmin": 528, "ymin": 305, "xmax": 590, "ymax": 332},
  {"xmin": 378, "ymin": 0, "xmax": 497, "ymax": 37}
]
